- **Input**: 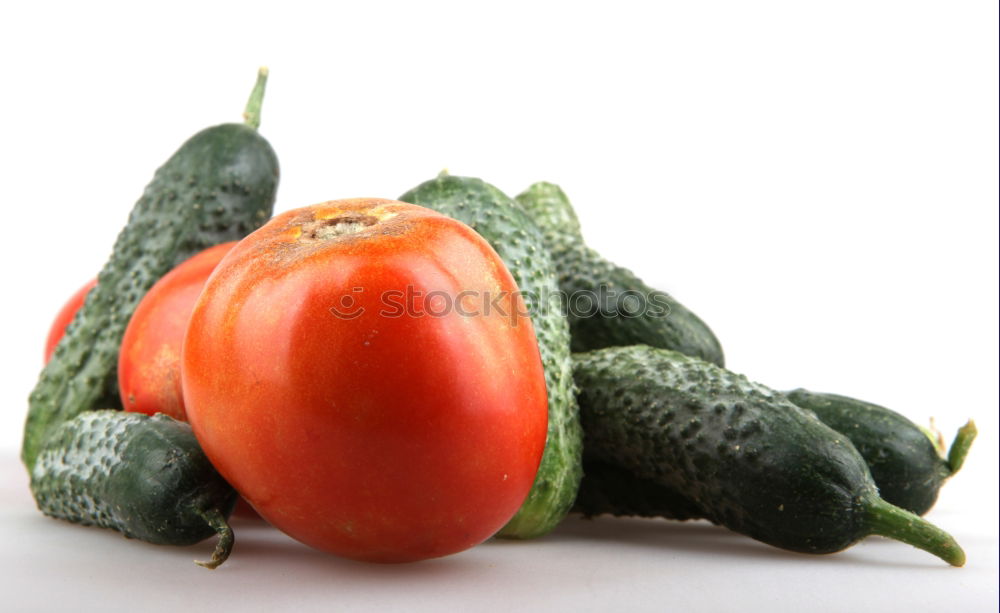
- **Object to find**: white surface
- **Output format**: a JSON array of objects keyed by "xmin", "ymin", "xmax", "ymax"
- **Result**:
[
  {"xmin": 0, "ymin": 1, "xmax": 997, "ymax": 610},
  {"xmin": 0, "ymin": 454, "xmax": 996, "ymax": 612}
]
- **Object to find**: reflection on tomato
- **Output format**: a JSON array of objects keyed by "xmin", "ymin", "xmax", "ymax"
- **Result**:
[
  {"xmin": 118, "ymin": 242, "xmax": 237, "ymax": 421},
  {"xmin": 44, "ymin": 279, "xmax": 97, "ymax": 363},
  {"xmin": 183, "ymin": 198, "xmax": 548, "ymax": 563}
]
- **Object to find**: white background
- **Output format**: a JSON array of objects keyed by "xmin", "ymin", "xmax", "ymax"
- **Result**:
[{"xmin": 0, "ymin": 1, "xmax": 996, "ymax": 611}]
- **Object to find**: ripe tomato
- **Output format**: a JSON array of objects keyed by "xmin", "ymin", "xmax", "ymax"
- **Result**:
[
  {"xmin": 118, "ymin": 242, "xmax": 236, "ymax": 421},
  {"xmin": 183, "ymin": 198, "xmax": 548, "ymax": 563},
  {"xmin": 44, "ymin": 278, "xmax": 97, "ymax": 362}
]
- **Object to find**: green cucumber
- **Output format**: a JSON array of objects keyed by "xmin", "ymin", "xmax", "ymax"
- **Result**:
[
  {"xmin": 574, "ymin": 457, "xmax": 702, "ymax": 521},
  {"xmin": 22, "ymin": 68, "xmax": 278, "ymax": 469},
  {"xmin": 572, "ymin": 345, "xmax": 965, "ymax": 566},
  {"xmin": 786, "ymin": 389, "xmax": 977, "ymax": 516},
  {"xmin": 21, "ymin": 69, "xmax": 278, "ymax": 566},
  {"xmin": 574, "ymin": 391, "xmax": 976, "ymax": 530},
  {"xmin": 31, "ymin": 411, "xmax": 237, "ymax": 568},
  {"xmin": 399, "ymin": 173, "xmax": 582, "ymax": 539},
  {"xmin": 515, "ymin": 182, "xmax": 724, "ymax": 366}
]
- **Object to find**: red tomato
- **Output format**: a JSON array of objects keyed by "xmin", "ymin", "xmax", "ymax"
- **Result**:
[
  {"xmin": 183, "ymin": 198, "xmax": 548, "ymax": 563},
  {"xmin": 44, "ymin": 278, "xmax": 97, "ymax": 362},
  {"xmin": 118, "ymin": 242, "xmax": 237, "ymax": 421}
]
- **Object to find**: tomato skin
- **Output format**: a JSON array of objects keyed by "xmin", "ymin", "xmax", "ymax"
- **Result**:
[
  {"xmin": 44, "ymin": 279, "xmax": 98, "ymax": 363},
  {"xmin": 118, "ymin": 242, "xmax": 237, "ymax": 421},
  {"xmin": 183, "ymin": 198, "xmax": 548, "ymax": 563}
]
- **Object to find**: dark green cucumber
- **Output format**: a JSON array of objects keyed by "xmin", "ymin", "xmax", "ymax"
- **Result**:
[
  {"xmin": 31, "ymin": 411, "xmax": 237, "ymax": 568},
  {"xmin": 574, "ymin": 457, "xmax": 703, "ymax": 521},
  {"xmin": 786, "ymin": 389, "xmax": 977, "ymax": 516},
  {"xmin": 22, "ymin": 68, "xmax": 278, "ymax": 469},
  {"xmin": 515, "ymin": 182, "xmax": 724, "ymax": 366},
  {"xmin": 399, "ymin": 173, "xmax": 582, "ymax": 539},
  {"xmin": 574, "ymin": 392, "xmax": 977, "ymax": 530},
  {"xmin": 573, "ymin": 345, "xmax": 965, "ymax": 566},
  {"xmin": 22, "ymin": 69, "xmax": 276, "ymax": 566}
]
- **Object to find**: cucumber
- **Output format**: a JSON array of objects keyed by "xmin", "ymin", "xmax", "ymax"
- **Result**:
[
  {"xmin": 22, "ymin": 68, "xmax": 279, "ymax": 469},
  {"xmin": 31, "ymin": 411, "xmax": 237, "ymax": 568},
  {"xmin": 21, "ymin": 69, "xmax": 278, "ymax": 566},
  {"xmin": 574, "ymin": 457, "xmax": 702, "ymax": 521},
  {"xmin": 399, "ymin": 173, "xmax": 582, "ymax": 539},
  {"xmin": 572, "ymin": 345, "xmax": 965, "ymax": 566},
  {"xmin": 786, "ymin": 389, "xmax": 977, "ymax": 516},
  {"xmin": 514, "ymin": 182, "xmax": 724, "ymax": 366},
  {"xmin": 577, "ymin": 391, "xmax": 977, "ymax": 520},
  {"xmin": 574, "ymin": 392, "xmax": 976, "ymax": 533}
]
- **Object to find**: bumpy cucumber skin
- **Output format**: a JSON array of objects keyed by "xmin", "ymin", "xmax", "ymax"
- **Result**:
[
  {"xmin": 31, "ymin": 411, "xmax": 237, "ymax": 545},
  {"xmin": 22, "ymin": 123, "xmax": 278, "ymax": 469},
  {"xmin": 400, "ymin": 174, "xmax": 582, "ymax": 539},
  {"xmin": 786, "ymin": 389, "xmax": 950, "ymax": 516},
  {"xmin": 573, "ymin": 345, "xmax": 883, "ymax": 555},
  {"xmin": 577, "ymin": 388, "xmax": 959, "ymax": 520},
  {"xmin": 515, "ymin": 182, "xmax": 724, "ymax": 366}
]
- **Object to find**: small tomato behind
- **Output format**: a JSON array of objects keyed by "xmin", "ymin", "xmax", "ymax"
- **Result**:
[
  {"xmin": 44, "ymin": 279, "xmax": 97, "ymax": 363},
  {"xmin": 118, "ymin": 242, "xmax": 237, "ymax": 421}
]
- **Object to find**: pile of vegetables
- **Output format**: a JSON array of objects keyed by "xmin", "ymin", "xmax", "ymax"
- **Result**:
[{"xmin": 22, "ymin": 69, "xmax": 976, "ymax": 568}]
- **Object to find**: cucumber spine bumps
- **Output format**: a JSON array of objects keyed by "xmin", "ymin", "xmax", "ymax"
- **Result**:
[
  {"xmin": 400, "ymin": 173, "xmax": 583, "ymax": 539},
  {"xmin": 515, "ymin": 181, "xmax": 725, "ymax": 366},
  {"xmin": 578, "ymin": 389, "xmax": 977, "ymax": 520},
  {"xmin": 573, "ymin": 345, "xmax": 965, "ymax": 566},
  {"xmin": 22, "ymin": 69, "xmax": 278, "ymax": 565},
  {"xmin": 786, "ymin": 389, "xmax": 976, "ymax": 516},
  {"xmin": 31, "ymin": 412, "xmax": 238, "ymax": 568}
]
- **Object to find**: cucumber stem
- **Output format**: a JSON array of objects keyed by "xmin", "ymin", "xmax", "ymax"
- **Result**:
[
  {"xmin": 242, "ymin": 67, "xmax": 269, "ymax": 130},
  {"xmin": 946, "ymin": 419, "xmax": 977, "ymax": 474},
  {"xmin": 864, "ymin": 497, "xmax": 965, "ymax": 567},
  {"xmin": 194, "ymin": 508, "xmax": 235, "ymax": 569}
]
